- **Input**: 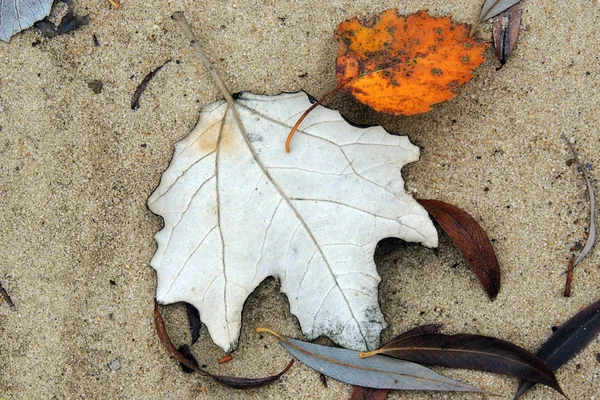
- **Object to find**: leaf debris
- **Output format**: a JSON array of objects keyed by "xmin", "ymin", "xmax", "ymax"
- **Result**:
[
  {"xmin": 0, "ymin": 281, "xmax": 15, "ymax": 308},
  {"xmin": 492, "ymin": 2, "xmax": 522, "ymax": 66},
  {"xmin": 131, "ymin": 60, "xmax": 171, "ymax": 110}
]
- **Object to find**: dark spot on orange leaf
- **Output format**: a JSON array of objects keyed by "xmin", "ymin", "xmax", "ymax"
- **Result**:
[
  {"xmin": 461, "ymin": 55, "xmax": 471, "ymax": 63},
  {"xmin": 431, "ymin": 68, "xmax": 442, "ymax": 75}
]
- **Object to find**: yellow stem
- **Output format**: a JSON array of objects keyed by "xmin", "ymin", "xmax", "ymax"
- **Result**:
[
  {"xmin": 256, "ymin": 327, "xmax": 286, "ymax": 342},
  {"xmin": 359, "ymin": 349, "xmax": 384, "ymax": 359}
]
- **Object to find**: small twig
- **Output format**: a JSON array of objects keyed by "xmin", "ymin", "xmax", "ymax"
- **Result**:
[
  {"xmin": 563, "ymin": 254, "xmax": 575, "ymax": 297},
  {"xmin": 0, "ymin": 281, "xmax": 15, "ymax": 308},
  {"xmin": 107, "ymin": 0, "xmax": 120, "ymax": 9},
  {"xmin": 171, "ymin": 12, "xmax": 250, "ymax": 142},
  {"xmin": 172, "ymin": 12, "xmax": 235, "ymax": 108},
  {"xmin": 563, "ymin": 137, "xmax": 597, "ymax": 265}
]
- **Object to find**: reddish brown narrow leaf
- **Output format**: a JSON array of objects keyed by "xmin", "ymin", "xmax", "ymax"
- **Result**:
[
  {"xmin": 514, "ymin": 299, "xmax": 600, "ymax": 399},
  {"xmin": 492, "ymin": 2, "xmax": 522, "ymax": 66},
  {"xmin": 417, "ymin": 199, "xmax": 501, "ymax": 299},
  {"xmin": 361, "ymin": 332, "xmax": 565, "ymax": 397},
  {"xmin": 349, "ymin": 386, "xmax": 389, "ymax": 400},
  {"xmin": 154, "ymin": 301, "xmax": 293, "ymax": 389}
]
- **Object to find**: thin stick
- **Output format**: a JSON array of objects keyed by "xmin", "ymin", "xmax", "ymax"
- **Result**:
[
  {"xmin": 172, "ymin": 12, "xmax": 250, "ymax": 148},
  {"xmin": 563, "ymin": 138, "xmax": 597, "ymax": 267},
  {"xmin": 0, "ymin": 281, "xmax": 15, "ymax": 308},
  {"xmin": 284, "ymin": 84, "xmax": 344, "ymax": 153},
  {"xmin": 563, "ymin": 254, "xmax": 575, "ymax": 297},
  {"xmin": 172, "ymin": 12, "xmax": 236, "ymax": 108}
]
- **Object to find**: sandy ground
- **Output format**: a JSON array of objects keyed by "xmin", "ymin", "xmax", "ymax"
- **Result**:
[{"xmin": 1, "ymin": 0, "xmax": 599, "ymax": 399}]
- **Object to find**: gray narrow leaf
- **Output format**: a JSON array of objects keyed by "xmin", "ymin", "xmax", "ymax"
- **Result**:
[
  {"xmin": 262, "ymin": 330, "xmax": 482, "ymax": 392},
  {"xmin": 479, "ymin": 0, "xmax": 522, "ymax": 22},
  {"xmin": 573, "ymin": 168, "xmax": 597, "ymax": 267},
  {"xmin": 492, "ymin": 2, "xmax": 522, "ymax": 66},
  {"xmin": 565, "ymin": 140, "xmax": 597, "ymax": 267},
  {"xmin": 0, "ymin": 0, "xmax": 53, "ymax": 42}
]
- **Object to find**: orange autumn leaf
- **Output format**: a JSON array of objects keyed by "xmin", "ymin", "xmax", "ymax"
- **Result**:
[
  {"xmin": 285, "ymin": 9, "xmax": 488, "ymax": 152},
  {"xmin": 335, "ymin": 10, "xmax": 488, "ymax": 115}
]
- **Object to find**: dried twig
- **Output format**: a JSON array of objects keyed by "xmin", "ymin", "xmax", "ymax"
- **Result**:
[
  {"xmin": 563, "ymin": 254, "xmax": 575, "ymax": 297},
  {"xmin": 563, "ymin": 137, "xmax": 597, "ymax": 295},
  {"xmin": 0, "ymin": 281, "xmax": 15, "ymax": 308}
]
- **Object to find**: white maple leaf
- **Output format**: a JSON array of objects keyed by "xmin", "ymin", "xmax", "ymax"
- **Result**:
[{"xmin": 148, "ymin": 91, "xmax": 438, "ymax": 353}]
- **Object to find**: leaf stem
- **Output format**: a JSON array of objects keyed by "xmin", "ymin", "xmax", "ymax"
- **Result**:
[
  {"xmin": 285, "ymin": 84, "xmax": 344, "ymax": 153},
  {"xmin": 171, "ymin": 12, "xmax": 236, "ymax": 109},
  {"xmin": 359, "ymin": 349, "xmax": 383, "ymax": 359},
  {"xmin": 256, "ymin": 327, "xmax": 287, "ymax": 342}
]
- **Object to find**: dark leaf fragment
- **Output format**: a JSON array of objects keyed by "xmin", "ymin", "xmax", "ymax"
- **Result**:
[
  {"xmin": 417, "ymin": 199, "xmax": 501, "ymax": 299},
  {"xmin": 185, "ymin": 302, "xmax": 201, "ymax": 345},
  {"xmin": 0, "ymin": 281, "xmax": 15, "ymax": 308},
  {"xmin": 492, "ymin": 2, "xmax": 522, "ymax": 66},
  {"xmin": 154, "ymin": 301, "xmax": 293, "ymax": 389},
  {"xmin": 319, "ymin": 373, "xmax": 328, "ymax": 388},
  {"xmin": 131, "ymin": 60, "xmax": 171, "ymax": 110},
  {"xmin": 35, "ymin": 0, "xmax": 89, "ymax": 38},
  {"xmin": 349, "ymin": 386, "xmax": 388, "ymax": 400},
  {"xmin": 514, "ymin": 299, "xmax": 600, "ymax": 399},
  {"xmin": 177, "ymin": 344, "xmax": 199, "ymax": 373},
  {"xmin": 361, "ymin": 331, "xmax": 565, "ymax": 397}
]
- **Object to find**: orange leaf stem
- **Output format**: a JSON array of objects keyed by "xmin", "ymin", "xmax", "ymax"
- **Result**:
[{"xmin": 285, "ymin": 84, "xmax": 344, "ymax": 153}]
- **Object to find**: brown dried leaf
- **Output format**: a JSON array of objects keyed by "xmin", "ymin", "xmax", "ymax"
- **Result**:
[{"xmin": 417, "ymin": 199, "xmax": 501, "ymax": 299}]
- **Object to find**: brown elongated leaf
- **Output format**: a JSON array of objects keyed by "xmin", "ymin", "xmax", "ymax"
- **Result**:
[
  {"xmin": 154, "ymin": 301, "xmax": 293, "ymax": 389},
  {"xmin": 514, "ymin": 299, "xmax": 600, "ymax": 399},
  {"xmin": 257, "ymin": 328, "xmax": 483, "ymax": 393},
  {"xmin": 492, "ymin": 2, "xmax": 522, "ymax": 66},
  {"xmin": 349, "ymin": 386, "xmax": 388, "ymax": 400},
  {"xmin": 185, "ymin": 302, "xmax": 201, "ymax": 345},
  {"xmin": 361, "ymin": 331, "xmax": 565, "ymax": 397},
  {"xmin": 348, "ymin": 325, "xmax": 441, "ymax": 399},
  {"xmin": 417, "ymin": 199, "xmax": 501, "ymax": 299}
]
